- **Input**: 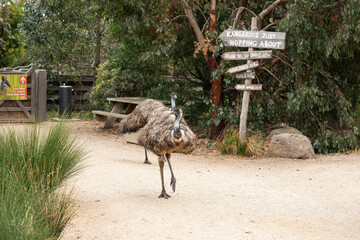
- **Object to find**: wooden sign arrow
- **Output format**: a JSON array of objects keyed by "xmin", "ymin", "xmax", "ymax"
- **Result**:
[
  {"xmin": 227, "ymin": 61, "xmax": 259, "ymax": 74},
  {"xmin": 235, "ymin": 84, "xmax": 262, "ymax": 91},
  {"xmin": 236, "ymin": 72, "xmax": 255, "ymax": 79},
  {"xmin": 222, "ymin": 50, "xmax": 272, "ymax": 60},
  {"xmin": 220, "ymin": 29, "xmax": 286, "ymax": 49}
]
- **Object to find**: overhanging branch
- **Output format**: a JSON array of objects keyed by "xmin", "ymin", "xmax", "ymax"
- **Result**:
[
  {"xmin": 258, "ymin": 0, "xmax": 288, "ymax": 21},
  {"xmin": 180, "ymin": 0, "xmax": 206, "ymax": 54}
]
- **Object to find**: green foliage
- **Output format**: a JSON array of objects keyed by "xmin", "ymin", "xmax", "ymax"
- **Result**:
[
  {"xmin": 216, "ymin": 0, "xmax": 360, "ymax": 153},
  {"xmin": 274, "ymin": 0, "xmax": 360, "ymax": 153},
  {"xmin": 12, "ymin": 0, "xmax": 360, "ymax": 153},
  {"xmin": 0, "ymin": 0, "xmax": 25, "ymax": 67},
  {"xmin": 313, "ymin": 130, "xmax": 358, "ymax": 154},
  {"xmin": 0, "ymin": 123, "xmax": 86, "ymax": 239},
  {"xmin": 21, "ymin": 0, "xmax": 110, "ymax": 74},
  {"xmin": 89, "ymin": 60, "xmax": 136, "ymax": 110}
]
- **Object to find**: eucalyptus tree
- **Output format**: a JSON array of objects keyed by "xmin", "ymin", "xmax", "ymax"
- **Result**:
[
  {"xmin": 272, "ymin": 0, "xmax": 360, "ymax": 152},
  {"xmin": 20, "ymin": 0, "xmax": 360, "ymax": 151},
  {"xmin": 0, "ymin": 0, "xmax": 24, "ymax": 67},
  {"xmin": 21, "ymin": 0, "xmax": 112, "ymax": 75}
]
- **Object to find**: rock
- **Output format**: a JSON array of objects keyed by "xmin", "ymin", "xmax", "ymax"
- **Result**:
[
  {"xmin": 268, "ymin": 127, "xmax": 303, "ymax": 139},
  {"xmin": 268, "ymin": 132, "xmax": 315, "ymax": 159}
]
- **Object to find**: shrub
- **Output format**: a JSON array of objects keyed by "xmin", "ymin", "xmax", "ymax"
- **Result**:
[
  {"xmin": 89, "ymin": 61, "xmax": 136, "ymax": 111},
  {"xmin": 0, "ymin": 123, "xmax": 86, "ymax": 239}
]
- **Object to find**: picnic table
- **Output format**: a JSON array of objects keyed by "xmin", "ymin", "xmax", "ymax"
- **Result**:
[{"xmin": 92, "ymin": 97, "xmax": 170, "ymax": 128}]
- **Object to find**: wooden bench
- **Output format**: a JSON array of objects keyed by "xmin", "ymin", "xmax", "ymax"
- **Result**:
[
  {"xmin": 92, "ymin": 110, "xmax": 126, "ymax": 122},
  {"xmin": 92, "ymin": 97, "xmax": 170, "ymax": 128}
]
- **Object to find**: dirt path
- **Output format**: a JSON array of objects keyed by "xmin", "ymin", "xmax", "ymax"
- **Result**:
[{"xmin": 58, "ymin": 120, "xmax": 360, "ymax": 240}]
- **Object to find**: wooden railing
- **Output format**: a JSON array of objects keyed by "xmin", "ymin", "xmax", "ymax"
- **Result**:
[{"xmin": 47, "ymin": 75, "xmax": 95, "ymax": 110}]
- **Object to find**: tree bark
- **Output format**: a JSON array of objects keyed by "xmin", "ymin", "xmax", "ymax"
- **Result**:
[
  {"xmin": 180, "ymin": 0, "xmax": 206, "ymax": 55},
  {"xmin": 208, "ymin": 0, "xmax": 223, "ymax": 138},
  {"xmin": 94, "ymin": 15, "xmax": 102, "ymax": 69},
  {"xmin": 180, "ymin": 0, "xmax": 223, "ymax": 139},
  {"xmin": 239, "ymin": 0, "xmax": 248, "ymax": 7}
]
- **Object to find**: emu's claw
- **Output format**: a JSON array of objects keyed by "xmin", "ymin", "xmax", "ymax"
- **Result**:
[
  {"xmin": 144, "ymin": 158, "xmax": 151, "ymax": 164},
  {"xmin": 170, "ymin": 177, "xmax": 176, "ymax": 192},
  {"xmin": 159, "ymin": 190, "xmax": 171, "ymax": 199}
]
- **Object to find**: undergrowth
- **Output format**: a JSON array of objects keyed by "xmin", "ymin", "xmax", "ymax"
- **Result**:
[{"xmin": 218, "ymin": 129, "xmax": 267, "ymax": 157}]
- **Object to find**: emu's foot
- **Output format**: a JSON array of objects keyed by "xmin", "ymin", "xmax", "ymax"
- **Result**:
[
  {"xmin": 170, "ymin": 177, "xmax": 176, "ymax": 192},
  {"xmin": 143, "ymin": 158, "xmax": 151, "ymax": 165},
  {"xmin": 158, "ymin": 190, "xmax": 171, "ymax": 199}
]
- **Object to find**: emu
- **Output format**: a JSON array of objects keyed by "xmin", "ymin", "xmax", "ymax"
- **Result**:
[
  {"xmin": 118, "ymin": 93, "xmax": 178, "ymax": 164},
  {"xmin": 0, "ymin": 76, "xmax": 11, "ymax": 93},
  {"xmin": 137, "ymin": 106, "xmax": 196, "ymax": 198}
]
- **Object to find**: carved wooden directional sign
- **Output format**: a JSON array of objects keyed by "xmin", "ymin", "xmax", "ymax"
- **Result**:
[
  {"xmin": 235, "ymin": 84, "xmax": 262, "ymax": 91},
  {"xmin": 222, "ymin": 50, "xmax": 272, "ymax": 60},
  {"xmin": 220, "ymin": 29, "xmax": 286, "ymax": 49},
  {"xmin": 236, "ymin": 72, "xmax": 255, "ymax": 79},
  {"xmin": 227, "ymin": 61, "xmax": 259, "ymax": 74}
]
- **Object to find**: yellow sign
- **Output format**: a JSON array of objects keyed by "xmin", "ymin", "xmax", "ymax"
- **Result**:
[{"xmin": 0, "ymin": 74, "xmax": 27, "ymax": 100}]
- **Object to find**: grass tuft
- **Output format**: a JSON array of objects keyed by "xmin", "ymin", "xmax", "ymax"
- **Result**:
[
  {"xmin": 0, "ymin": 122, "xmax": 86, "ymax": 239},
  {"xmin": 218, "ymin": 129, "xmax": 267, "ymax": 157}
]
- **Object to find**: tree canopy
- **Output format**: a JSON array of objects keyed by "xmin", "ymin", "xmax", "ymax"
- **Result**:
[
  {"xmin": 0, "ymin": 0, "xmax": 24, "ymax": 66},
  {"xmin": 1, "ymin": 0, "xmax": 359, "ymax": 153}
]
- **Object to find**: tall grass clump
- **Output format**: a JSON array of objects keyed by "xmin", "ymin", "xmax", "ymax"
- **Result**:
[
  {"xmin": 0, "ymin": 122, "xmax": 86, "ymax": 240},
  {"xmin": 218, "ymin": 129, "xmax": 267, "ymax": 157}
]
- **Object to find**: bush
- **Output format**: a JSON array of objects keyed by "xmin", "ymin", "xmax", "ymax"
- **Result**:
[
  {"xmin": 89, "ymin": 61, "xmax": 136, "ymax": 111},
  {"xmin": 0, "ymin": 123, "xmax": 86, "ymax": 239}
]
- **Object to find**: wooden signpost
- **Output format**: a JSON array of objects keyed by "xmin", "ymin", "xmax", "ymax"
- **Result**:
[
  {"xmin": 235, "ymin": 84, "xmax": 262, "ymax": 91},
  {"xmin": 236, "ymin": 72, "xmax": 255, "ymax": 79},
  {"xmin": 222, "ymin": 50, "xmax": 272, "ymax": 60},
  {"xmin": 220, "ymin": 17, "xmax": 286, "ymax": 140},
  {"xmin": 219, "ymin": 29, "xmax": 286, "ymax": 49},
  {"xmin": 227, "ymin": 61, "xmax": 259, "ymax": 74}
]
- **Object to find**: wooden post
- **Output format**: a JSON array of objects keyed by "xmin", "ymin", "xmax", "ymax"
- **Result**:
[
  {"xmin": 239, "ymin": 17, "xmax": 258, "ymax": 140},
  {"xmin": 31, "ymin": 71, "xmax": 37, "ymax": 121},
  {"xmin": 35, "ymin": 69, "xmax": 47, "ymax": 122},
  {"xmin": 104, "ymin": 102, "xmax": 124, "ymax": 128}
]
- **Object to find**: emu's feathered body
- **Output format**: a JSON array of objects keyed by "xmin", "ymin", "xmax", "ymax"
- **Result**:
[
  {"xmin": 118, "ymin": 99, "xmax": 165, "ymax": 133},
  {"xmin": 118, "ymin": 96, "xmax": 196, "ymax": 198},
  {"xmin": 138, "ymin": 106, "xmax": 196, "ymax": 156},
  {"xmin": 138, "ymin": 106, "xmax": 196, "ymax": 199}
]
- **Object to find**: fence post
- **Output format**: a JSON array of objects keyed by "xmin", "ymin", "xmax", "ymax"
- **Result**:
[{"xmin": 35, "ymin": 69, "xmax": 47, "ymax": 122}]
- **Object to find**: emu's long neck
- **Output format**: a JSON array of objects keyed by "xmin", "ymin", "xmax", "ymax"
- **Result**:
[
  {"xmin": 171, "ymin": 93, "xmax": 177, "ymax": 108},
  {"xmin": 174, "ymin": 109, "xmax": 183, "ymax": 133}
]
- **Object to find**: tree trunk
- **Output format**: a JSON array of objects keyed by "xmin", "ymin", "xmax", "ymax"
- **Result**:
[
  {"xmin": 94, "ymin": 15, "xmax": 102, "ymax": 69},
  {"xmin": 208, "ymin": 0, "xmax": 223, "ymax": 139},
  {"xmin": 180, "ymin": 0, "xmax": 223, "ymax": 139}
]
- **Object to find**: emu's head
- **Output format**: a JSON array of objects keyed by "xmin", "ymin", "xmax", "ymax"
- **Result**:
[{"xmin": 170, "ymin": 92, "xmax": 177, "ymax": 108}]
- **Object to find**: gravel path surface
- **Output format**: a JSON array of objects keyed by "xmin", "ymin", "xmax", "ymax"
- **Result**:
[{"xmin": 58, "ymin": 121, "xmax": 360, "ymax": 240}]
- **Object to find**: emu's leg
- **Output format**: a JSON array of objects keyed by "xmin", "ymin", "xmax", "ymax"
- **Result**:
[
  {"xmin": 158, "ymin": 155, "xmax": 170, "ymax": 199},
  {"xmin": 164, "ymin": 154, "xmax": 176, "ymax": 192},
  {"xmin": 144, "ymin": 148, "xmax": 151, "ymax": 164}
]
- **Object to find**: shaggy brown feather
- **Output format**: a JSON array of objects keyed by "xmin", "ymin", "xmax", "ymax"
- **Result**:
[
  {"xmin": 118, "ymin": 99, "xmax": 165, "ymax": 133},
  {"xmin": 137, "ymin": 106, "xmax": 196, "ymax": 156}
]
